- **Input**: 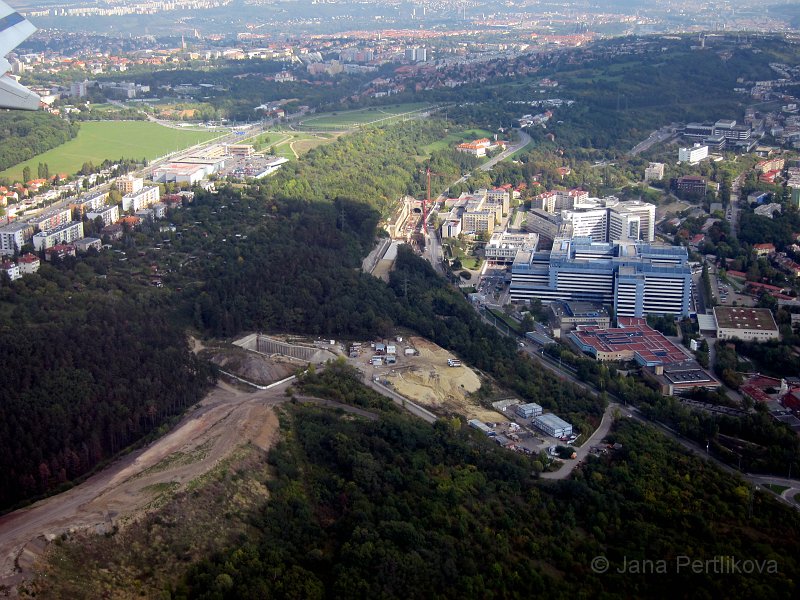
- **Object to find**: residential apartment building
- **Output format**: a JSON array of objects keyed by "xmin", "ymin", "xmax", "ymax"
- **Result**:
[
  {"xmin": 1, "ymin": 260, "xmax": 21, "ymax": 281},
  {"xmin": 486, "ymin": 188, "xmax": 510, "ymax": 215},
  {"xmin": 86, "ymin": 204, "xmax": 120, "ymax": 227},
  {"xmin": 510, "ymin": 237, "xmax": 691, "ymax": 317},
  {"xmin": 525, "ymin": 209, "xmax": 565, "ymax": 245},
  {"xmin": 0, "ymin": 222, "xmax": 34, "ymax": 256},
  {"xmin": 122, "ymin": 186, "xmax": 160, "ymax": 212},
  {"xmin": 16, "ymin": 253, "xmax": 40, "ymax": 274},
  {"xmin": 28, "ymin": 207, "xmax": 72, "ymax": 233},
  {"xmin": 756, "ymin": 157, "xmax": 785, "ymax": 173},
  {"xmin": 462, "ymin": 209, "xmax": 496, "ymax": 234},
  {"xmin": 32, "ymin": 221, "xmax": 84, "ymax": 251},
  {"xmin": 69, "ymin": 191, "xmax": 109, "ymax": 215},
  {"xmin": 116, "ymin": 175, "xmax": 144, "ymax": 195}
]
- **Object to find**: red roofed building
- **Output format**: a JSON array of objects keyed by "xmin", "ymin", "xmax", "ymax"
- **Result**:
[
  {"xmin": 44, "ymin": 244, "xmax": 76, "ymax": 261},
  {"xmin": 782, "ymin": 388, "xmax": 800, "ymax": 414},
  {"xmin": 759, "ymin": 169, "xmax": 781, "ymax": 183},
  {"xmin": 753, "ymin": 243, "xmax": 776, "ymax": 256},
  {"xmin": 119, "ymin": 215, "xmax": 142, "ymax": 228},
  {"xmin": 16, "ymin": 253, "xmax": 40, "ymax": 274},
  {"xmin": 741, "ymin": 375, "xmax": 785, "ymax": 404},
  {"xmin": 456, "ymin": 138, "xmax": 492, "ymax": 157},
  {"xmin": 569, "ymin": 317, "xmax": 691, "ymax": 366}
]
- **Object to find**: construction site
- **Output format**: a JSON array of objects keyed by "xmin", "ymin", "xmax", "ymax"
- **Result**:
[{"xmin": 348, "ymin": 336, "xmax": 499, "ymax": 422}]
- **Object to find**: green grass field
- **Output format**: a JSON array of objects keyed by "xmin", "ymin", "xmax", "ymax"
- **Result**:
[
  {"xmin": 420, "ymin": 128, "xmax": 494, "ymax": 155},
  {"xmin": 298, "ymin": 103, "xmax": 434, "ymax": 130},
  {"xmin": 0, "ymin": 121, "xmax": 221, "ymax": 182}
]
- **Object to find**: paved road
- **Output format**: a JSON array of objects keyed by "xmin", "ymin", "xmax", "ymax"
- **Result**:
[
  {"xmin": 479, "ymin": 129, "xmax": 532, "ymax": 172},
  {"xmin": 364, "ymin": 378, "xmax": 438, "ymax": 424},
  {"xmin": 629, "ymin": 124, "xmax": 677, "ymax": 155},
  {"xmin": 540, "ymin": 402, "xmax": 621, "ymax": 480}
]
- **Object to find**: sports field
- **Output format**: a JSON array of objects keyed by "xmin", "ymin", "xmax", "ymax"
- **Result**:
[
  {"xmin": 0, "ymin": 121, "xmax": 221, "ymax": 182},
  {"xmin": 297, "ymin": 103, "xmax": 435, "ymax": 130}
]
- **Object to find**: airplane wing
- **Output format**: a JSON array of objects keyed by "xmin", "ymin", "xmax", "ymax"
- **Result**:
[{"xmin": 0, "ymin": 0, "xmax": 39, "ymax": 110}]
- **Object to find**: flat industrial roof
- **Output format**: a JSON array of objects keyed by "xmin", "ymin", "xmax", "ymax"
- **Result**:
[
  {"xmin": 572, "ymin": 318, "xmax": 688, "ymax": 365},
  {"xmin": 534, "ymin": 413, "xmax": 571, "ymax": 428},
  {"xmin": 713, "ymin": 307, "xmax": 778, "ymax": 331}
]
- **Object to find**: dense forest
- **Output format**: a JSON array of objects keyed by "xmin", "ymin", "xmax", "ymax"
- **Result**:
[
  {"xmin": 0, "ymin": 261, "xmax": 213, "ymax": 511},
  {"xmin": 182, "ymin": 367, "xmax": 800, "ymax": 599},
  {"xmin": 0, "ymin": 112, "xmax": 79, "ymax": 175},
  {"xmin": 257, "ymin": 119, "xmax": 471, "ymax": 214}
]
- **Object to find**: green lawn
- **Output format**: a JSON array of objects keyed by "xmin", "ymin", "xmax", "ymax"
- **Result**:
[
  {"xmin": 298, "ymin": 103, "xmax": 434, "ymax": 130},
  {"xmin": 764, "ymin": 483, "xmax": 790, "ymax": 495},
  {"xmin": 0, "ymin": 121, "xmax": 221, "ymax": 182},
  {"xmin": 420, "ymin": 128, "xmax": 494, "ymax": 155}
]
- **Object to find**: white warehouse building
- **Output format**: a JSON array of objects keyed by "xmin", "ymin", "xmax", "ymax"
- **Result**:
[{"xmin": 533, "ymin": 413, "xmax": 573, "ymax": 438}]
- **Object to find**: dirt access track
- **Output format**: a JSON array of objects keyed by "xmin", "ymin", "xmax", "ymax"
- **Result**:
[{"xmin": 0, "ymin": 376, "xmax": 295, "ymax": 594}]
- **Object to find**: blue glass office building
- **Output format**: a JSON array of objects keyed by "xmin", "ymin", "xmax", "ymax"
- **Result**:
[{"xmin": 510, "ymin": 237, "xmax": 691, "ymax": 317}]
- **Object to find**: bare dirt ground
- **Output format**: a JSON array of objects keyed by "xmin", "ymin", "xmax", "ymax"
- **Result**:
[
  {"xmin": 656, "ymin": 199, "xmax": 691, "ymax": 220},
  {"xmin": 0, "ymin": 373, "xmax": 294, "ymax": 595},
  {"xmin": 208, "ymin": 346, "xmax": 297, "ymax": 385},
  {"xmin": 371, "ymin": 258, "xmax": 394, "ymax": 282},
  {"xmin": 384, "ymin": 337, "xmax": 501, "ymax": 421}
]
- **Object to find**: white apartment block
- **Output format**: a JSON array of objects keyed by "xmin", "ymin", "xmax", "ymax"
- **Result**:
[
  {"xmin": 0, "ymin": 222, "xmax": 34, "ymax": 256},
  {"xmin": 86, "ymin": 204, "xmax": 120, "ymax": 227},
  {"xmin": 122, "ymin": 186, "xmax": 160, "ymax": 212},
  {"xmin": 1, "ymin": 261, "xmax": 21, "ymax": 281},
  {"xmin": 32, "ymin": 221, "xmax": 84, "ymax": 251},
  {"xmin": 69, "ymin": 191, "xmax": 109, "ymax": 215},
  {"xmin": 116, "ymin": 175, "xmax": 144, "ymax": 195},
  {"xmin": 485, "ymin": 188, "xmax": 511, "ymax": 215},
  {"xmin": 536, "ymin": 189, "xmax": 589, "ymax": 213},
  {"xmin": 678, "ymin": 144, "xmax": 708, "ymax": 164}
]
